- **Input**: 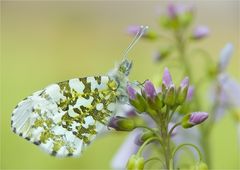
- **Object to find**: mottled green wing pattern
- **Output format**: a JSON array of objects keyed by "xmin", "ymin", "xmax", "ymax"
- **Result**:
[{"xmin": 11, "ymin": 76, "xmax": 119, "ymax": 157}]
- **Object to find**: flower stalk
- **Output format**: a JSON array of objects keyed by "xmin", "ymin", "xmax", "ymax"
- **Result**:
[{"xmin": 111, "ymin": 68, "xmax": 208, "ymax": 169}]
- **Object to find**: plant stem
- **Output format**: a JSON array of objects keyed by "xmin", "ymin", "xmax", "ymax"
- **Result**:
[
  {"xmin": 200, "ymin": 130, "xmax": 211, "ymax": 167},
  {"xmin": 144, "ymin": 157, "xmax": 163, "ymax": 165},
  {"xmin": 171, "ymin": 143, "xmax": 203, "ymax": 169},
  {"xmin": 174, "ymin": 31, "xmax": 201, "ymax": 109},
  {"xmin": 168, "ymin": 122, "xmax": 181, "ymax": 136},
  {"xmin": 137, "ymin": 137, "xmax": 161, "ymax": 157},
  {"xmin": 159, "ymin": 109, "xmax": 172, "ymax": 169}
]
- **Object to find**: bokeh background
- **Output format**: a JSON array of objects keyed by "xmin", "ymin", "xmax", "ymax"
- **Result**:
[{"xmin": 1, "ymin": 0, "xmax": 239, "ymax": 169}]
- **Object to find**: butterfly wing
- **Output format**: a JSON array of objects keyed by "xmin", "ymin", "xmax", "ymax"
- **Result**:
[{"xmin": 11, "ymin": 76, "xmax": 119, "ymax": 157}]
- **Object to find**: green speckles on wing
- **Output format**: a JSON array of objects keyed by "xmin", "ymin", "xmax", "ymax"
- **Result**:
[
  {"xmin": 76, "ymin": 125, "xmax": 97, "ymax": 144},
  {"xmin": 14, "ymin": 76, "xmax": 122, "ymax": 156},
  {"xmin": 40, "ymin": 130, "xmax": 54, "ymax": 143},
  {"xmin": 52, "ymin": 140, "xmax": 64, "ymax": 152},
  {"xmin": 94, "ymin": 76, "xmax": 102, "ymax": 85},
  {"xmin": 55, "ymin": 76, "xmax": 119, "ymax": 144},
  {"xmin": 80, "ymin": 77, "xmax": 91, "ymax": 94}
]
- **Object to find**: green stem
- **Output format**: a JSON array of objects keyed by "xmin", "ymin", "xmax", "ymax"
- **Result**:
[
  {"xmin": 137, "ymin": 137, "xmax": 161, "ymax": 157},
  {"xmin": 168, "ymin": 122, "xmax": 181, "ymax": 136},
  {"xmin": 168, "ymin": 106, "xmax": 178, "ymax": 123},
  {"xmin": 174, "ymin": 30, "xmax": 201, "ymax": 109},
  {"xmin": 171, "ymin": 143, "xmax": 203, "ymax": 169},
  {"xmin": 144, "ymin": 157, "xmax": 163, "ymax": 165},
  {"xmin": 135, "ymin": 125, "xmax": 161, "ymax": 138},
  {"xmin": 160, "ymin": 108, "xmax": 172, "ymax": 169}
]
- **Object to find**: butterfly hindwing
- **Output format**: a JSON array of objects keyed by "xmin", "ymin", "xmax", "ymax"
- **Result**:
[{"xmin": 11, "ymin": 76, "xmax": 119, "ymax": 157}]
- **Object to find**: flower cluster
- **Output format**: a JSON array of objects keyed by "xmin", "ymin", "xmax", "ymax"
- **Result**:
[
  {"xmin": 109, "ymin": 68, "xmax": 208, "ymax": 169},
  {"xmin": 127, "ymin": 3, "xmax": 209, "ymax": 63},
  {"xmin": 121, "ymin": 2, "xmax": 239, "ymax": 169}
]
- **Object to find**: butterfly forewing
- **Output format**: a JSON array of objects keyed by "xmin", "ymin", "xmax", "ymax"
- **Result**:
[{"xmin": 11, "ymin": 76, "xmax": 119, "ymax": 157}]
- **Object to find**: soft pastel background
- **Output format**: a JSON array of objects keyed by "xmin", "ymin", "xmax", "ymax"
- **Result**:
[{"xmin": 1, "ymin": 1, "xmax": 239, "ymax": 169}]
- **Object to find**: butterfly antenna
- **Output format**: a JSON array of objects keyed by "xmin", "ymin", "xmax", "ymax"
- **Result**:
[{"xmin": 123, "ymin": 25, "xmax": 149, "ymax": 59}]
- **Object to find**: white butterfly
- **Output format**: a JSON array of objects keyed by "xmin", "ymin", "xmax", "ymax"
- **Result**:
[{"xmin": 11, "ymin": 26, "xmax": 148, "ymax": 157}]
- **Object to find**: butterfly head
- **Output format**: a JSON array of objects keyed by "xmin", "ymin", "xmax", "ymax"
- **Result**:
[{"xmin": 118, "ymin": 59, "xmax": 132, "ymax": 76}]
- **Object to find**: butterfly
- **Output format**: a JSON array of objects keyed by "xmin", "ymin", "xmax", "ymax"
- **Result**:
[{"xmin": 11, "ymin": 26, "xmax": 148, "ymax": 157}]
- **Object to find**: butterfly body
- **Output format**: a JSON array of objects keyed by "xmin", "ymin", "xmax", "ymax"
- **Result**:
[{"xmin": 11, "ymin": 25, "xmax": 147, "ymax": 157}]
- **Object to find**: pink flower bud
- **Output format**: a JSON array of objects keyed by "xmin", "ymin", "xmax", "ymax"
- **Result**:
[
  {"xmin": 162, "ymin": 67, "xmax": 173, "ymax": 88},
  {"xmin": 144, "ymin": 80, "xmax": 157, "ymax": 99},
  {"xmin": 193, "ymin": 26, "xmax": 209, "ymax": 39},
  {"xmin": 189, "ymin": 112, "xmax": 208, "ymax": 125},
  {"xmin": 127, "ymin": 85, "xmax": 137, "ymax": 100}
]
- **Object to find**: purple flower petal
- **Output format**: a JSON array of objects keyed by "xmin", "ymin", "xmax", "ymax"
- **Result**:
[
  {"xmin": 127, "ymin": 25, "xmax": 141, "ymax": 36},
  {"xmin": 187, "ymin": 85, "xmax": 194, "ymax": 101},
  {"xmin": 126, "ymin": 108, "xmax": 137, "ymax": 117},
  {"xmin": 180, "ymin": 77, "xmax": 189, "ymax": 88},
  {"xmin": 144, "ymin": 80, "xmax": 156, "ymax": 99},
  {"xmin": 189, "ymin": 112, "xmax": 208, "ymax": 125},
  {"xmin": 167, "ymin": 3, "xmax": 194, "ymax": 18},
  {"xmin": 162, "ymin": 67, "xmax": 173, "ymax": 88},
  {"xmin": 219, "ymin": 43, "xmax": 233, "ymax": 72},
  {"xmin": 127, "ymin": 84, "xmax": 137, "ymax": 100},
  {"xmin": 108, "ymin": 116, "xmax": 119, "ymax": 130},
  {"xmin": 193, "ymin": 26, "xmax": 209, "ymax": 39},
  {"xmin": 218, "ymin": 74, "xmax": 240, "ymax": 107}
]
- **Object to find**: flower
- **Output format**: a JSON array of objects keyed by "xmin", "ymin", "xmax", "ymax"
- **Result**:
[
  {"xmin": 177, "ymin": 77, "xmax": 189, "ymax": 104},
  {"xmin": 126, "ymin": 154, "xmax": 145, "ymax": 170},
  {"xmin": 127, "ymin": 25, "xmax": 141, "ymax": 36},
  {"xmin": 189, "ymin": 112, "xmax": 208, "ymax": 125},
  {"xmin": 191, "ymin": 161, "xmax": 208, "ymax": 170},
  {"xmin": 167, "ymin": 3, "xmax": 193, "ymax": 18},
  {"xmin": 218, "ymin": 74, "xmax": 240, "ymax": 107},
  {"xmin": 127, "ymin": 84, "xmax": 137, "ymax": 100},
  {"xmin": 125, "ymin": 108, "xmax": 137, "ymax": 117},
  {"xmin": 192, "ymin": 26, "xmax": 209, "ymax": 39},
  {"xmin": 218, "ymin": 43, "xmax": 234, "ymax": 72},
  {"xmin": 144, "ymin": 80, "xmax": 157, "ymax": 100},
  {"xmin": 164, "ymin": 84, "xmax": 176, "ymax": 106},
  {"xmin": 180, "ymin": 77, "xmax": 189, "ymax": 88},
  {"xmin": 162, "ymin": 67, "xmax": 173, "ymax": 88},
  {"xmin": 187, "ymin": 85, "xmax": 194, "ymax": 101},
  {"xmin": 182, "ymin": 112, "xmax": 208, "ymax": 128},
  {"xmin": 108, "ymin": 116, "xmax": 135, "ymax": 131}
]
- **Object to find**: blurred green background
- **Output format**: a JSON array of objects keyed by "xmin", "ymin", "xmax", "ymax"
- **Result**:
[{"xmin": 1, "ymin": 1, "xmax": 239, "ymax": 169}]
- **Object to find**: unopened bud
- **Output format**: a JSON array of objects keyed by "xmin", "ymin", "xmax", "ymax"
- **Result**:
[
  {"xmin": 108, "ymin": 116, "xmax": 135, "ymax": 131},
  {"xmin": 127, "ymin": 155, "xmax": 145, "ymax": 170},
  {"xmin": 191, "ymin": 161, "xmax": 208, "ymax": 170},
  {"xmin": 162, "ymin": 67, "xmax": 173, "ymax": 88},
  {"xmin": 134, "ymin": 131, "xmax": 155, "ymax": 146},
  {"xmin": 176, "ymin": 77, "xmax": 189, "ymax": 104},
  {"xmin": 164, "ymin": 85, "xmax": 176, "ymax": 106},
  {"xmin": 192, "ymin": 26, "xmax": 209, "ymax": 40},
  {"xmin": 144, "ymin": 80, "xmax": 157, "ymax": 100},
  {"xmin": 127, "ymin": 85, "xmax": 137, "ymax": 100},
  {"xmin": 182, "ymin": 112, "xmax": 208, "ymax": 128}
]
